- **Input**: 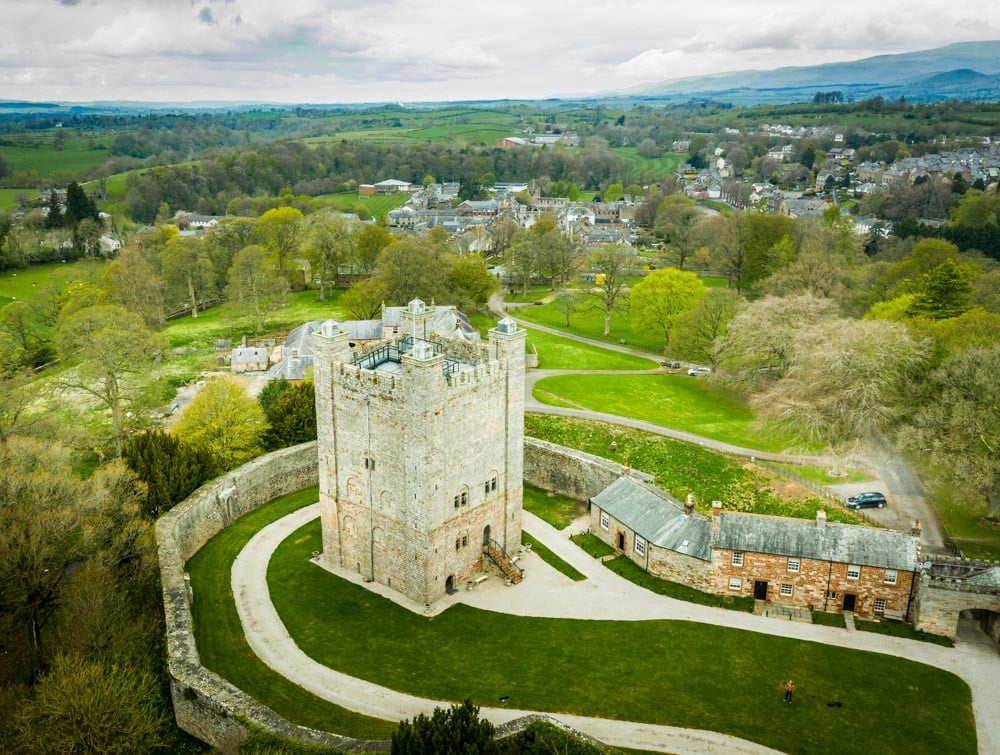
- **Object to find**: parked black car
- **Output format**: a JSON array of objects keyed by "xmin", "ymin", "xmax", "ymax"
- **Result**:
[{"xmin": 845, "ymin": 492, "xmax": 887, "ymax": 509}]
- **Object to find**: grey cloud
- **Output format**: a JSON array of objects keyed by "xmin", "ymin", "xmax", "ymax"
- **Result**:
[
  {"xmin": 198, "ymin": 6, "xmax": 215, "ymax": 24},
  {"xmin": 58, "ymin": 0, "xmax": 81, "ymax": 5}
]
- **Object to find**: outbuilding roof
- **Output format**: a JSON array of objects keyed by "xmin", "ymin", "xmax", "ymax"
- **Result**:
[
  {"xmin": 715, "ymin": 512, "xmax": 920, "ymax": 572},
  {"xmin": 591, "ymin": 476, "xmax": 712, "ymax": 561}
]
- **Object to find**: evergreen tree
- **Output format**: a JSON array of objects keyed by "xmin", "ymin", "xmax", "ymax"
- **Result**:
[
  {"xmin": 122, "ymin": 430, "xmax": 219, "ymax": 517},
  {"xmin": 64, "ymin": 182, "xmax": 99, "ymax": 227},
  {"xmin": 260, "ymin": 380, "xmax": 317, "ymax": 450},
  {"xmin": 391, "ymin": 700, "xmax": 498, "ymax": 755}
]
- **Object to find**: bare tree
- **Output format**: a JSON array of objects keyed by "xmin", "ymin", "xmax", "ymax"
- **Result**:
[{"xmin": 588, "ymin": 244, "xmax": 638, "ymax": 337}]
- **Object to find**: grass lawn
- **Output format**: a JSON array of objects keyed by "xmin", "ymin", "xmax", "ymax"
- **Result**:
[
  {"xmin": 771, "ymin": 462, "xmax": 874, "ymax": 486},
  {"xmin": 571, "ymin": 532, "xmax": 616, "ymax": 559},
  {"xmin": 522, "ymin": 483, "xmax": 587, "ymax": 530},
  {"xmin": 812, "ymin": 611, "xmax": 847, "ymax": 628},
  {"xmin": 525, "ymin": 415, "xmax": 862, "ymax": 523},
  {"xmin": 269, "ymin": 516, "xmax": 976, "ymax": 755},
  {"xmin": 504, "ymin": 285, "xmax": 553, "ymax": 303},
  {"xmin": 854, "ymin": 619, "xmax": 953, "ymax": 647},
  {"xmin": 0, "ymin": 141, "xmax": 112, "ymax": 180},
  {"xmin": 0, "ymin": 258, "xmax": 108, "ymax": 309},
  {"xmin": 915, "ymin": 462, "xmax": 1000, "ymax": 561},
  {"xmin": 700, "ymin": 276, "xmax": 729, "ymax": 288},
  {"xmin": 0, "ymin": 187, "xmax": 32, "ymax": 211},
  {"xmin": 604, "ymin": 556, "xmax": 754, "ymax": 612},
  {"xmin": 611, "ymin": 148, "xmax": 684, "ymax": 184},
  {"xmin": 531, "ymin": 373, "xmax": 803, "ymax": 453},
  {"xmin": 521, "ymin": 532, "xmax": 586, "ymax": 582},
  {"xmin": 185, "ymin": 487, "xmax": 397, "ymax": 739},
  {"xmin": 525, "ymin": 328, "xmax": 657, "ymax": 371},
  {"xmin": 513, "ymin": 297, "xmax": 664, "ymax": 355},
  {"xmin": 311, "ymin": 192, "xmax": 409, "ymax": 217}
]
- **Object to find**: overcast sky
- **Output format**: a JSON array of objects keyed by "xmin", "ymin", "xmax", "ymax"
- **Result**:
[{"xmin": 1, "ymin": 0, "xmax": 996, "ymax": 104}]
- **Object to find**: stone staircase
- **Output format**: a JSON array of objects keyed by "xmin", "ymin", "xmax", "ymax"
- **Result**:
[{"xmin": 483, "ymin": 539, "xmax": 523, "ymax": 584}]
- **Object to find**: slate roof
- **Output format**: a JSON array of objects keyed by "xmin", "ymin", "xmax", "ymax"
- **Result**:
[
  {"xmin": 715, "ymin": 512, "xmax": 919, "ymax": 571},
  {"xmin": 591, "ymin": 476, "xmax": 712, "ymax": 561},
  {"xmin": 967, "ymin": 567, "xmax": 1000, "ymax": 587}
]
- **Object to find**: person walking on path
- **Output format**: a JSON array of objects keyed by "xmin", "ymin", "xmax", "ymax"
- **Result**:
[{"xmin": 784, "ymin": 679, "xmax": 795, "ymax": 704}]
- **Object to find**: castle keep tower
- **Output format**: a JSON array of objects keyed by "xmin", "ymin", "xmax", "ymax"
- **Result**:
[{"xmin": 311, "ymin": 299, "xmax": 526, "ymax": 604}]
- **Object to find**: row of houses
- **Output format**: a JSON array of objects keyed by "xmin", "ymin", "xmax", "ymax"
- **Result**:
[{"xmin": 589, "ymin": 474, "xmax": 1000, "ymax": 641}]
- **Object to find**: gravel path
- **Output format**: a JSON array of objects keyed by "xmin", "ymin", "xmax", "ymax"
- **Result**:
[{"xmin": 233, "ymin": 504, "xmax": 1000, "ymax": 754}]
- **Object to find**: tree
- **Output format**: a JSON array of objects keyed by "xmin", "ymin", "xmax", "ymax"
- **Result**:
[
  {"xmin": 54, "ymin": 304, "xmax": 165, "ymax": 453},
  {"xmin": 342, "ymin": 276, "xmax": 389, "ymax": 320},
  {"xmin": 369, "ymin": 236, "xmax": 455, "ymax": 305},
  {"xmin": 206, "ymin": 216, "xmax": 257, "ymax": 292},
  {"xmin": 604, "ymin": 183, "xmax": 625, "ymax": 203},
  {"xmin": 629, "ymin": 268, "xmax": 707, "ymax": 352},
  {"xmin": 588, "ymin": 243, "xmax": 637, "ymax": 337},
  {"xmin": 355, "ymin": 224, "xmax": 395, "ymax": 277},
  {"xmin": 391, "ymin": 699, "xmax": 499, "ymax": 755},
  {"xmin": 254, "ymin": 206, "xmax": 304, "ymax": 278},
  {"xmin": 260, "ymin": 379, "xmax": 317, "ymax": 451},
  {"xmin": 101, "ymin": 244, "xmax": 167, "ymax": 328},
  {"xmin": 655, "ymin": 196, "xmax": 701, "ymax": 270},
  {"xmin": 505, "ymin": 230, "xmax": 539, "ymax": 297},
  {"xmin": 305, "ymin": 212, "xmax": 355, "ymax": 300},
  {"xmin": 450, "ymin": 255, "xmax": 497, "ymax": 308},
  {"xmin": 534, "ymin": 228, "xmax": 580, "ymax": 289},
  {"xmin": 173, "ymin": 377, "xmax": 267, "ymax": 469},
  {"xmin": 669, "ymin": 288, "xmax": 744, "ymax": 366},
  {"xmin": 122, "ymin": 430, "xmax": 219, "ymax": 517},
  {"xmin": 752, "ymin": 319, "xmax": 927, "ymax": 454},
  {"xmin": 64, "ymin": 181, "xmax": 98, "ymax": 227},
  {"xmin": 161, "ymin": 237, "xmax": 217, "ymax": 318},
  {"xmin": 226, "ymin": 244, "xmax": 290, "ymax": 333},
  {"xmin": 901, "ymin": 344, "xmax": 1000, "ymax": 519},
  {"xmin": 907, "ymin": 257, "xmax": 978, "ymax": 320}
]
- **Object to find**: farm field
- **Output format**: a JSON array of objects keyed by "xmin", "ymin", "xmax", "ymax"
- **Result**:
[
  {"xmin": 0, "ymin": 259, "xmax": 108, "ymax": 309},
  {"xmin": 612, "ymin": 147, "xmax": 685, "ymax": 184},
  {"xmin": 312, "ymin": 192, "xmax": 409, "ymax": 216},
  {"xmin": 0, "ymin": 139, "xmax": 112, "ymax": 182},
  {"xmin": 0, "ymin": 188, "xmax": 33, "ymax": 211}
]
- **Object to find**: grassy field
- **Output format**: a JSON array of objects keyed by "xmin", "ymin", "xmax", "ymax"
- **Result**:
[
  {"xmin": 604, "ymin": 556, "xmax": 754, "ymax": 612},
  {"xmin": 514, "ymin": 297, "xmax": 664, "ymax": 355},
  {"xmin": 571, "ymin": 532, "xmax": 616, "ymax": 559},
  {"xmin": 0, "ymin": 258, "xmax": 108, "ymax": 309},
  {"xmin": 186, "ymin": 486, "xmax": 397, "ymax": 738},
  {"xmin": 524, "ymin": 327, "xmax": 658, "ymax": 371},
  {"xmin": 269, "ymin": 516, "xmax": 976, "ymax": 755},
  {"xmin": 0, "ymin": 140, "xmax": 112, "ymax": 181},
  {"xmin": 311, "ymin": 192, "xmax": 409, "ymax": 217},
  {"xmin": 0, "ymin": 187, "xmax": 33, "ymax": 211},
  {"xmin": 525, "ymin": 415, "xmax": 860, "ymax": 523},
  {"xmin": 611, "ymin": 148, "xmax": 685, "ymax": 184},
  {"xmin": 923, "ymin": 470, "xmax": 1000, "ymax": 560},
  {"xmin": 531, "ymin": 372, "xmax": 803, "ymax": 453},
  {"xmin": 522, "ymin": 483, "xmax": 587, "ymax": 530}
]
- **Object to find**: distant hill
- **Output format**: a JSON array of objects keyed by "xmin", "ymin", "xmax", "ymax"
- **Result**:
[{"xmin": 625, "ymin": 41, "xmax": 1000, "ymax": 104}]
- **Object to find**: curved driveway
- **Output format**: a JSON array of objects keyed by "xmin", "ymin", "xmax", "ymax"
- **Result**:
[{"xmin": 234, "ymin": 504, "xmax": 1000, "ymax": 754}]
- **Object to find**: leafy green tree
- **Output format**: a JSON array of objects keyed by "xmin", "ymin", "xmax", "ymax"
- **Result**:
[
  {"xmin": 161, "ymin": 236, "xmax": 217, "ymax": 318},
  {"xmin": 254, "ymin": 206, "xmax": 305, "ymax": 278},
  {"xmin": 101, "ymin": 244, "xmax": 167, "ymax": 328},
  {"xmin": 907, "ymin": 257, "xmax": 978, "ymax": 320},
  {"xmin": 226, "ymin": 244, "xmax": 290, "ymax": 333},
  {"xmin": 604, "ymin": 183, "xmax": 625, "ymax": 202},
  {"xmin": 207, "ymin": 216, "xmax": 257, "ymax": 292},
  {"xmin": 258, "ymin": 377, "xmax": 292, "ymax": 414},
  {"xmin": 370, "ymin": 236, "xmax": 456, "ymax": 305},
  {"xmin": 901, "ymin": 344, "xmax": 1000, "ymax": 519},
  {"xmin": 122, "ymin": 429, "xmax": 219, "ymax": 517},
  {"xmin": 261, "ymin": 379, "xmax": 317, "ymax": 451},
  {"xmin": 588, "ymin": 243, "xmax": 638, "ymax": 337},
  {"xmin": 354, "ymin": 224, "xmax": 395, "ymax": 277},
  {"xmin": 173, "ymin": 377, "xmax": 267, "ymax": 469},
  {"xmin": 669, "ymin": 288, "xmax": 744, "ymax": 366},
  {"xmin": 342, "ymin": 276, "xmax": 390, "ymax": 320},
  {"xmin": 390, "ymin": 699, "xmax": 498, "ymax": 755},
  {"xmin": 629, "ymin": 268, "xmax": 706, "ymax": 352},
  {"xmin": 54, "ymin": 304, "xmax": 166, "ymax": 453},
  {"xmin": 451, "ymin": 255, "xmax": 498, "ymax": 308},
  {"xmin": 305, "ymin": 212, "xmax": 355, "ymax": 300}
]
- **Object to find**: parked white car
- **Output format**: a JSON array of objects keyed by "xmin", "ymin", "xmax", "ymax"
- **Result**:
[{"xmin": 687, "ymin": 366, "xmax": 711, "ymax": 377}]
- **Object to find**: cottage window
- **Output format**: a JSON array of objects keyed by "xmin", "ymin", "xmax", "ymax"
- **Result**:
[
  {"xmin": 454, "ymin": 495, "xmax": 460, "ymax": 509},
  {"xmin": 884, "ymin": 569, "xmax": 898, "ymax": 585},
  {"xmin": 462, "ymin": 535, "xmax": 468, "ymax": 548},
  {"xmin": 491, "ymin": 477, "xmax": 498, "ymax": 492},
  {"xmin": 847, "ymin": 564, "xmax": 861, "ymax": 580},
  {"xmin": 780, "ymin": 584, "xmax": 793, "ymax": 597},
  {"xmin": 461, "ymin": 491, "xmax": 468, "ymax": 507},
  {"xmin": 485, "ymin": 481, "xmax": 490, "ymax": 495},
  {"xmin": 635, "ymin": 534, "xmax": 646, "ymax": 556},
  {"xmin": 729, "ymin": 577, "xmax": 742, "ymax": 591},
  {"xmin": 600, "ymin": 511, "xmax": 609, "ymax": 530},
  {"xmin": 787, "ymin": 558, "xmax": 800, "ymax": 573},
  {"xmin": 874, "ymin": 598, "xmax": 887, "ymax": 613},
  {"xmin": 731, "ymin": 552, "xmax": 744, "ymax": 567},
  {"xmin": 455, "ymin": 537, "xmax": 461, "ymax": 550}
]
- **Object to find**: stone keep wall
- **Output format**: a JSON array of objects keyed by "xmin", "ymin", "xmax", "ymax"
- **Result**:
[
  {"xmin": 914, "ymin": 569, "xmax": 1000, "ymax": 639},
  {"xmin": 157, "ymin": 442, "xmax": 385, "ymax": 754}
]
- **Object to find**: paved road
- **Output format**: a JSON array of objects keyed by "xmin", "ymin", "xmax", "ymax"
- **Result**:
[{"xmin": 233, "ymin": 504, "xmax": 1000, "ymax": 754}]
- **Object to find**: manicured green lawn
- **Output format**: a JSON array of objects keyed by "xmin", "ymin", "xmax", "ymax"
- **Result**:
[
  {"xmin": 525, "ymin": 415, "xmax": 861, "ymax": 523},
  {"xmin": 504, "ymin": 285, "xmax": 553, "ymax": 303},
  {"xmin": 270, "ymin": 517, "xmax": 976, "ymax": 755},
  {"xmin": 513, "ymin": 298, "xmax": 664, "ymax": 355},
  {"xmin": 604, "ymin": 556, "xmax": 754, "ymax": 612},
  {"xmin": 525, "ymin": 328, "xmax": 657, "ymax": 371},
  {"xmin": 521, "ymin": 533, "xmax": 586, "ymax": 582},
  {"xmin": 854, "ymin": 619, "xmax": 953, "ymax": 647},
  {"xmin": 571, "ymin": 533, "xmax": 616, "ymax": 559},
  {"xmin": 311, "ymin": 192, "xmax": 409, "ymax": 217},
  {"xmin": 185, "ymin": 487, "xmax": 397, "ymax": 739},
  {"xmin": 611, "ymin": 148, "xmax": 684, "ymax": 184},
  {"xmin": 522, "ymin": 483, "xmax": 587, "ymax": 530},
  {"xmin": 532, "ymin": 373, "xmax": 804, "ymax": 453},
  {"xmin": 812, "ymin": 611, "xmax": 847, "ymax": 628}
]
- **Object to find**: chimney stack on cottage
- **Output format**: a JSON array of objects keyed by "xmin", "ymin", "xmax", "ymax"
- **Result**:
[
  {"xmin": 912, "ymin": 520, "xmax": 921, "ymax": 536},
  {"xmin": 684, "ymin": 493, "xmax": 695, "ymax": 515},
  {"xmin": 816, "ymin": 509, "xmax": 827, "ymax": 527}
]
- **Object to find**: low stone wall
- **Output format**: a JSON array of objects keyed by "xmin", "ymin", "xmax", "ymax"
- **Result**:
[
  {"xmin": 524, "ymin": 437, "xmax": 649, "ymax": 501},
  {"xmin": 157, "ymin": 438, "xmax": 618, "ymax": 752}
]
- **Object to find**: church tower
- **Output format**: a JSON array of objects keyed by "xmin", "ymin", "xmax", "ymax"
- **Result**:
[{"xmin": 312, "ymin": 300, "xmax": 526, "ymax": 604}]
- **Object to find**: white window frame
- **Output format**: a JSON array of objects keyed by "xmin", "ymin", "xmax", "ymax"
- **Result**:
[
  {"xmin": 787, "ymin": 557, "xmax": 800, "ymax": 573},
  {"xmin": 600, "ymin": 511, "xmax": 609, "ymax": 530},
  {"xmin": 847, "ymin": 564, "xmax": 861, "ymax": 580},
  {"xmin": 729, "ymin": 577, "xmax": 742, "ymax": 591},
  {"xmin": 780, "ymin": 583, "xmax": 793, "ymax": 597},
  {"xmin": 884, "ymin": 569, "xmax": 898, "ymax": 585},
  {"xmin": 874, "ymin": 598, "xmax": 887, "ymax": 613},
  {"xmin": 731, "ymin": 551, "xmax": 744, "ymax": 566},
  {"xmin": 635, "ymin": 534, "xmax": 646, "ymax": 556}
]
